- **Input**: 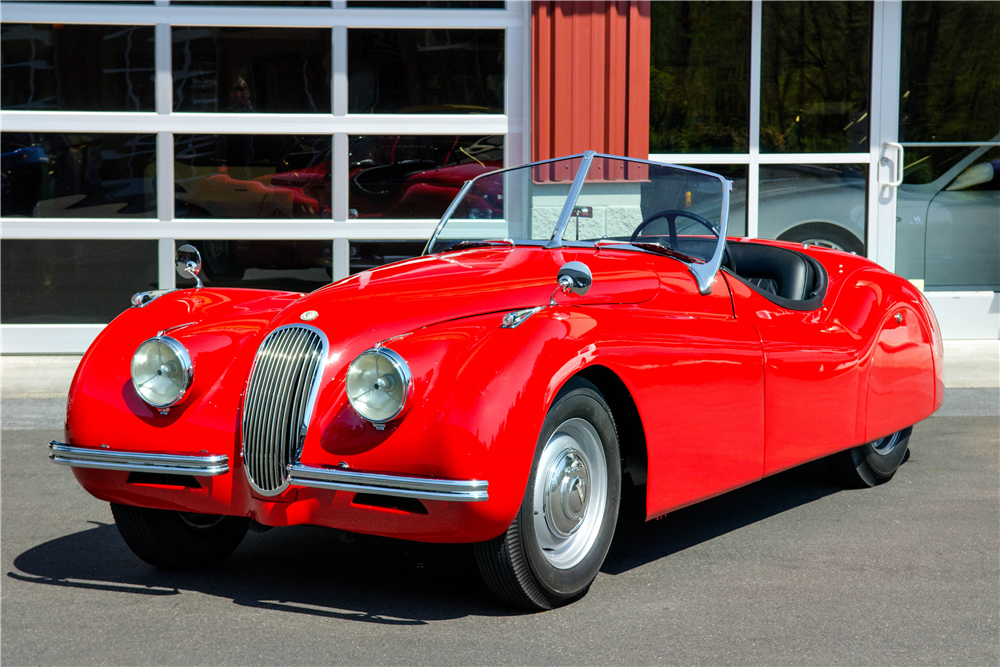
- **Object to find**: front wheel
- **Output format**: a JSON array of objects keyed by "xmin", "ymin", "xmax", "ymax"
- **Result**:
[
  {"xmin": 829, "ymin": 426, "xmax": 913, "ymax": 488},
  {"xmin": 110, "ymin": 503, "xmax": 249, "ymax": 569},
  {"xmin": 474, "ymin": 378, "xmax": 621, "ymax": 610}
]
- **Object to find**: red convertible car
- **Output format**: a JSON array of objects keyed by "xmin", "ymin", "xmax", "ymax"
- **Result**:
[{"xmin": 50, "ymin": 153, "xmax": 943, "ymax": 610}]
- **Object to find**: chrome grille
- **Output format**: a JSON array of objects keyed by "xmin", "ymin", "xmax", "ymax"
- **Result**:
[{"xmin": 241, "ymin": 324, "xmax": 325, "ymax": 494}]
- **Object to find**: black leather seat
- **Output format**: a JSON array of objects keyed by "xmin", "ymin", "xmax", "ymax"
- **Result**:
[{"xmin": 727, "ymin": 243, "xmax": 827, "ymax": 309}]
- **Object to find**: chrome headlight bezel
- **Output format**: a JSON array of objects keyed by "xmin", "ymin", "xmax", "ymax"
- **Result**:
[
  {"xmin": 131, "ymin": 336, "xmax": 194, "ymax": 409},
  {"xmin": 345, "ymin": 347, "xmax": 412, "ymax": 424}
]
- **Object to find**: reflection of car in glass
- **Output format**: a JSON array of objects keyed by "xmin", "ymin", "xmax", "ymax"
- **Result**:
[
  {"xmin": 50, "ymin": 153, "xmax": 943, "ymax": 611},
  {"xmin": 348, "ymin": 135, "xmax": 503, "ymax": 219},
  {"xmin": 1, "ymin": 134, "xmax": 157, "ymax": 218},
  {"xmin": 752, "ymin": 142, "xmax": 999, "ymax": 290}
]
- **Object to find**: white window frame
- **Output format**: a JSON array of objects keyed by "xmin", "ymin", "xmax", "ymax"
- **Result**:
[
  {"xmin": 649, "ymin": 0, "xmax": 877, "ymax": 260},
  {"xmin": 0, "ymin": 0, "xmax": 531, "ymax": 353}
]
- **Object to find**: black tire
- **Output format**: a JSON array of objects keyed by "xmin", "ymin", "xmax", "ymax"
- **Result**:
[
  {"xmin": 474, "ymin": 378, "xmax": 621, "ymax": 610},
  {"xmin": 778, "ymin": 222, "xmax": 865, "ymax": 256},
  {"xmin": 110, "ymin": 503, "xmax": 249, "ymax": 570},
  {"xmin": 829, "ymin": 426, "xmax": 913, "ymax": 488}
]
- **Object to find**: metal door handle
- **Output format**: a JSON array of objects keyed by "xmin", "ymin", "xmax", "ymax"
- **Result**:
[{"xmin": 880, "ymin": 142, "xmax": 905, "ymax": 188}]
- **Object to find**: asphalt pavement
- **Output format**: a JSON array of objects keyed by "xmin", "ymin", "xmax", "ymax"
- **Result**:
[{"xmin": 2, "ymin": 343, "xmax": 997, "ymax": 666}]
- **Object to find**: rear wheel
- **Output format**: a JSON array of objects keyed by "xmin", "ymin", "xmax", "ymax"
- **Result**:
[
  {"xmin": 474, "ymin": 378, "xmax": 621, "ymax": 610},
  {"xmin": 110, "ymin": 503, "xmax": 249, "ymax": 569},
  {"xmin": 829, "ymin": 426, "xmax": 913, "ymax": 488}
]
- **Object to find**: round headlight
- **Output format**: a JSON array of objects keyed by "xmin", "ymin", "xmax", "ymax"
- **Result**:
[
  {"xmin": 131, "ymin": 336, "xmax": 193, "ymax": 409},
  {"xmin": 346, "ymin": 348, "xmax": 411, "ymax": 423}
]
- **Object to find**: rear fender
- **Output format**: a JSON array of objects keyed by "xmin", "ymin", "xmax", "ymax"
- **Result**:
[{"xmin": 856, "ymin": 277, "xmax": 938, "ymax": 441}]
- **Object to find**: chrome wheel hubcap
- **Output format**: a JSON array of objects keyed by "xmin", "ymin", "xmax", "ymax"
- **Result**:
[
  {"xmin": 545, "ymin": 449, "xmax": 590, "ymax": 537},
  {"xmin": 533, "ymin": 418, "xmax": 607, "ymax": 569},
  {"xmin": 871, "ymin": 430, "xmax": 902, "ymax": 456}
]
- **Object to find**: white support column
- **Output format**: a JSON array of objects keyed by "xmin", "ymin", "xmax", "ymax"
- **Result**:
[
  {"xmin": 870, "ymin": 0, "xmax": 903, "ymax": 270},
  {"xmin": 158, "ymin": 238, "xmax": 176, "ymax": 289},
  {"xmin": 154, "ymin": 23, "xmax": 171, "ymax": 115},
  {"xmin": 156, "ymin": 131, "xmax": 174, "ymax": 222},
  {"xmin": 332, "ymin": 25, "xmax": 348, "ymax": 117},
  {"xmin": 156, "ymin": 130, "xmax": 174, "ymax": 289},
  {"xmin": 504, "ymin": 2, "xmax": 526, "ymax": 167},
  {"xmin": 333, "ymin": 238, "xmax": 350, "ymax": 281},
  {"xmin": 746, "ymin": 0, "xmax": 763, "ymax": 238}
]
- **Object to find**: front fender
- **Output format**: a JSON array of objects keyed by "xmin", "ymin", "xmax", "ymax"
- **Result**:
[
  {"xmin": 300, "ymin": 306, "xmax": 603, "ymax": 541},
  {"xmin": 65, "ymin": 288, "xmax": 303, "ymax": 506}
]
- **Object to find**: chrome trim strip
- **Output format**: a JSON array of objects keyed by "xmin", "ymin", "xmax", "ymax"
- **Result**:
[
  {"xmin": 287, "ymin": 463, "xmax": 489, "ymax": 502},
  {"xmin": 48, "ymin": 442, "xmax": 229, "ymax": 476}
]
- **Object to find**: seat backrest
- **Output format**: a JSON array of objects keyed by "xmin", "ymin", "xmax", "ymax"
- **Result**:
[{"xmin": 728, "ymin": 243, "xmax": 816, "ymax": 301}]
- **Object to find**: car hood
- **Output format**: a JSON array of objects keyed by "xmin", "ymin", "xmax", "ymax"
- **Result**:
[{"xmin": 267, "ymin": 245, "xmax": 660, "ymax": 351}]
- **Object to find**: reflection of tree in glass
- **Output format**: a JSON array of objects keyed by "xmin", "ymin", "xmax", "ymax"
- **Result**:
[
  {"xmin": 648, "ymin": 2, "xmax": 750, "ymax": 154},
  {"xmin": 760, "ymin": 1, "xmax": 872, "ymax": 154},
  {"xmin": 900, "ymin": 2, "xmax": 1000, "ymax": 143}
]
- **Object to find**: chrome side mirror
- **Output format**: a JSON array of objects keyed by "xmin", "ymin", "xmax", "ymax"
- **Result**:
[
  {"xmin": 556, "ymin": 261, "xmax": 592, "ymax": 296},
  {"xmin": 175, "ymin": 244, "xmax": 203, "ymax": 288}
]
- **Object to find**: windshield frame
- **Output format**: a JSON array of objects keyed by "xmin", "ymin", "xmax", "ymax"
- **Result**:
[{"xmin": 423, "ymin": 151, "xmax": 733, "ymax": 295}]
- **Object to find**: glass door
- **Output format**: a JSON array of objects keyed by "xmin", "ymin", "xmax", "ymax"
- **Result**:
[{"xmin": 893, "ymin": 1, "xmax": 1000, "ymax": 293}]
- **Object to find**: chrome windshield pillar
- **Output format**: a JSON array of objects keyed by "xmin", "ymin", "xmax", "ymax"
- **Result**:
[{"xmin": 545, "ymin": 150, "xmax": 596, "ymax": 249}]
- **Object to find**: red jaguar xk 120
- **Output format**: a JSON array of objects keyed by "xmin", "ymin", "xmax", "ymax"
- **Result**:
[{"xmin": 50, "ymin": 152, "xmax": 943, "ymax": 610}]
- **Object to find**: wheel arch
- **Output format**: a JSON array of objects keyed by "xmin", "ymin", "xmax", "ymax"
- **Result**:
[{"xmin": 572, "ymin": 365, "xmax": 648, "ymax": 493}]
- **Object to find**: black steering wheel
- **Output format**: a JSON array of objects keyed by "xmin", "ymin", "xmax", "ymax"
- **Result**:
[{"xmin": 629, "ymin": 209, "xmax": 735, "ymax": 273}]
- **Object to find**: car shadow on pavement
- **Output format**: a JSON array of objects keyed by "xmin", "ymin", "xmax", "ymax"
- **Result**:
[
  {"xmin": 602, "ymin": 458, "xmax": 842, "ymax": 575},
  {"xmin": 8, "ymin": 458, "xmax": 844, "ymax": 617}
]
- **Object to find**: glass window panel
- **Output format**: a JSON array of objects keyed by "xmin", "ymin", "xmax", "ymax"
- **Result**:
[
  {"xmin": 348, "ymin": 135, "xmax": 503, "ymax": 219},
  {"xmin": 4, "ymin": 1, "xmax": 153, "ymax": 3},
  {"xmin": 348, "ymin": 29, "xmax": 504, "ymax": 114},
  {"xmin": 173, "ymin": 1, "xmax": 330, "ymax": 5},
  {"xmin": 1, "ymin": 240, "xmax": 158, "ymax": 324},
  {"xmin": 1, "ymin": 24, "xmax": 155, "ymax": 111},
  {"xmin": 174, "ymin": 134, "xmax": 331, "ymax": 219},
  {"xmin": 760, "ymin": 2, "xmax": 872, "ymax": 153},
  {"xmin": 348, "ymin": 1, "xmax": 504, "ymax": 7},
  {"xmin": 649, "ymin": 2, "xmax": 751, "ymax": 154},
  {"xmin": 677, "ymin": 165, "xmax": 747, "ymax": 236},
  {"xmin": 172, "ymin": 28, "xmax": 331, "ymax": 113},
  {"xmin": 349, "ymin": 240, "xmax": 427, "ymax": 274},
  {"xmin": 756, "ymin": 164, "xmax": 868, "ymax": 256},
  {"xmin": 1, "ymin": 132, "xmax": 157, "ymax": 218},
  {"xmin": 896, "ymin": 147, "xmax": 1000, "ymax": 291},
  {"xmin": 175, "ymin": 240, "xmax": 332, "ymax": 291},
  {"xmin": 900, "ymin": 1, "xmax": 1000, "ymax": 143}
]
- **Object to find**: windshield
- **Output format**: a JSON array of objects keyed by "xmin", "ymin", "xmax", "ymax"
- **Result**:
[{"xmin": 425, "ymin": 154, "xmax": 731, "ymax": 267}]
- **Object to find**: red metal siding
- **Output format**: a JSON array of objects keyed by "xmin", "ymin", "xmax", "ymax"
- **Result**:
[{"xmin": 532, "ymin": 1, "xmax": 650, "ymax": 160}]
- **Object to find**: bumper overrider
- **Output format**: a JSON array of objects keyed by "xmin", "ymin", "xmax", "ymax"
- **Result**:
[{"xmin": 48, "ymin": 442, "xmax": 488, "ymax": 502}]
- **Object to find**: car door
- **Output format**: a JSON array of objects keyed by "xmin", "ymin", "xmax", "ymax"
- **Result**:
[
  {"xmin": 723, "ymin": 272, "xmax": 862, "ymax": 476},
  {"xmin": 629, "ymin": 268, "xmax": 765, "ymax": 519}
]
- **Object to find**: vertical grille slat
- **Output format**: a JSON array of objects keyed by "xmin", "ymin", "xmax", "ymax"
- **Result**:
[
  {"xmin": 241, "ymin": 325, "xmax": 326, "ymax": 494},
  {"xmin": 251, "ymin": 329, "xmax": 291, "ymax": 490}
]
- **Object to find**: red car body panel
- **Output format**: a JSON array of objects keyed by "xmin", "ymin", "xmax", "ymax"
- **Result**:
[{"xmin": 63, "ymin": 240, "xmax": 943, "ymax": 543}]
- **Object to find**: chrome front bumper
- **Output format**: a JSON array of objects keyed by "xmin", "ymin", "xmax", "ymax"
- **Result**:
[
  {"xmin": 287, "ymin": 463, "xmax": 489, "ymax": 502},
  {"xmin": 48, "ymin": 442, "xmax": 487, "ymax": 501},
  {"xmin": 48, "ymin": 442, "xmax": 229, "ymax": 476}
]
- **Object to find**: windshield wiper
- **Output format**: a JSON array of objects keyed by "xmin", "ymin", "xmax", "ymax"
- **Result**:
[
  {"xmin": 449, "ymin": 238, "xmax": 516, "ymax": 251},
  {"xmin": 629, "ymin": 242, "xmax": 705, "ymax": 265}
]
